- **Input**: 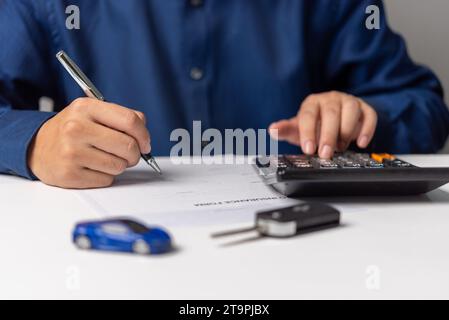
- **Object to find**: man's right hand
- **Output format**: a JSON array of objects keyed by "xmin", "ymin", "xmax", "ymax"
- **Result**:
[{"xmin": 28, "ymin": 98, "xmax": 151, "ymax": 189}]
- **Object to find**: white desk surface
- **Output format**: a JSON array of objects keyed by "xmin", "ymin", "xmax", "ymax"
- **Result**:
[{"xmin": 1, "ymin": 155, "xmax": 449, "ymax": 300}]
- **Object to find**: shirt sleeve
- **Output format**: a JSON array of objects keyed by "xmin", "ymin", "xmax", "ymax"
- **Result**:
[
  {"xmin": 0, "ymin": 0, "xmax": 57, "ymax": 179},
  {"xmin": 325, "ymin": 0, "xmax": 449, "ymax": 153}
]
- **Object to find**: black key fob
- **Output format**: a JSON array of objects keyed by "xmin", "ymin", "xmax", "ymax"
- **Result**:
[{"xmin": 255, "ymin": 203, "xmax": 340, "ymax": 238}]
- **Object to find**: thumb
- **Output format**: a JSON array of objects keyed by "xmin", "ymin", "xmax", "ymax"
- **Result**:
[{"xmin": 269, "ymin": 117, "xmax": 301, "ymax": 146}]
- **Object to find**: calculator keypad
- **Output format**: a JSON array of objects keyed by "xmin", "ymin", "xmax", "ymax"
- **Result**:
[{"xmin": 268, "ymin": 152, "xmax": 413, "ymax": 170}]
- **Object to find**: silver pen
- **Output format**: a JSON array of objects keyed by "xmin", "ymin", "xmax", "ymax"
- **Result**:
[{"xmin": 56, "ymin": 50, "xmax": 162, "ymax": 174}]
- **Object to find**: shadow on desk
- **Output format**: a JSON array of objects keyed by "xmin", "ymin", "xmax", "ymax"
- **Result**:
[
  {"xmin": 77, "ymin": 244, "xmax": 182, "ymax": 258},
  {"xmin": 298, "ymin": 189, "xmax": 449, "ymax": 204},
  {"xmin": 113, "ymin": 169, "xmax": 168, "ymax": 187},
  {"xmin": 218, "ymin": 223, "xmax": 349, "ymax": 248}
]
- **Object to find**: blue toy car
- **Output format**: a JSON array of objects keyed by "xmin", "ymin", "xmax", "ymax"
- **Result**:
[{"xmin": 72, "ymin": 219, "xmax": 172, "ymax": 255}]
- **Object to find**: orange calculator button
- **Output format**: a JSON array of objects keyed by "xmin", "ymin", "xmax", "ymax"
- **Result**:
[{"xmin": 371, "ymin": 153, "xmax": 396, "ymax": 163}]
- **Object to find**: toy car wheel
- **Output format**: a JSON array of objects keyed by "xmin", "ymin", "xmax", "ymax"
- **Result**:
[
  {"xmin": 132, "ymin": 240, "xmax": 151, "ymax": 255},
  {"xmin": 75, "ymin": 235, "xmax": 92, "ymax": 250}
]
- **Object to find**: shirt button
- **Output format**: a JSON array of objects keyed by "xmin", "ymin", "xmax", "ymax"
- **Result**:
[
  {"xmin": 190, "ymin": 0, "xmax": 203, "ymax": 7},
  {"xmin": 190, "ymin": 67, "xmax": 204, "ymax": 81}
]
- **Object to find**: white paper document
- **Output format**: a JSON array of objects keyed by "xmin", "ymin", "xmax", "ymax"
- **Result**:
[{"xmin": 76, "ymin": 157, "xmax": 299, "ymax": 226}]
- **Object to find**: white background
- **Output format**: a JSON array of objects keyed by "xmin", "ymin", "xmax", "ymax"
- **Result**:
[{"xmin": 386, "ymin": 0, "xmax": 449, "ymax": 152}]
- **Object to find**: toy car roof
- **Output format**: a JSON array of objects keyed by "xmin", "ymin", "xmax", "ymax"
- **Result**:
[{"xmin": 75, "ymin": 218, "xmax": 150, "ymax": 234}]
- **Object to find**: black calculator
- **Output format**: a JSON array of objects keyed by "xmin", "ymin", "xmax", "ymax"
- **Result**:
[{"xmin": 255, "ymin": 152, "xmax": 449, "ymax": 197}]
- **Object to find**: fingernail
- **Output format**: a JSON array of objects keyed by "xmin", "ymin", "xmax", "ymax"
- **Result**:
[
  {"xmin": 269, "ymin": 127, "xmax": 280, "ymax": 140},
  {"xmin": 358, "ymin": 136, "xmax": 369, "ymax": 148},
  {"xmin": 304, "ymin": 140, "xmax": 315, "ymax": 155},
  {"xmin": 144, "ymin": 143, "xmax": 151, "ymax": 154},
  {"xmin": 320, "ymin": 145, "xmax": 333, "ymax": 159}
]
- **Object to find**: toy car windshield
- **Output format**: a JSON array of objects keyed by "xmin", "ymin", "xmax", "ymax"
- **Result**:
[{"xmin": 118, "ymin": 219, "xmax": 150, "ymax": 234}]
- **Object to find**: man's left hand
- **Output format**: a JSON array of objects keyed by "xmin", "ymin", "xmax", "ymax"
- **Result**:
[{"xmin": 269, "ymin": 91, "xmax": 378, "ymax": 159}]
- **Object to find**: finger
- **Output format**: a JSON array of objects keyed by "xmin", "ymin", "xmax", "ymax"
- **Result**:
[
  {"xmin": 77, "ymin": 147, "xmax": 129, "ymax": 176},
  {"xmin": 134, "ymin": 111, "xmax": 151, "ymax": 145},
  {"xmin": 298, "ymin": 98, "xmax": 320, "ymax": 155},
  {"xmin": 269, "ymin": 118, "xmax": 301, "ymax": 146},
  {"xmin": 318, "ymin": 101, "xmax": 341, "ymax": 159},
  {"xmin": 339, "ymin": 96, "xmax": 361, "ymax": 151},
  {"xmin": 357, "ymin": 100, "xmax": 378, "ymax": 148},
  {"xmin": 87, "ymin": 123, "xmax": 141, "ymax": 167},
  {"xmin": 83, "ymin": 99, "xmax": 151, "ymax": 154}
]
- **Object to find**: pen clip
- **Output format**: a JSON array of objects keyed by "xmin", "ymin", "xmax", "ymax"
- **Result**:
[{"xmin": 56, "ymin": 51, "xmax": 105, "ymax": 101}]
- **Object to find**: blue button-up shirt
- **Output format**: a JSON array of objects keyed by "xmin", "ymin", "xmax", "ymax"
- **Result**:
[{"xmin": 1, "ymin": 0, "xmax": 449, "ymax": 179}]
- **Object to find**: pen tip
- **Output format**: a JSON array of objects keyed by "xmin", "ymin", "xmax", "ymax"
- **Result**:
[
  {"xmin": 141, "ymin": 153, "xmax": 162, "ymax": 174},
  {"xmin": 149, "ymin": 159, "xmax": 162, "ymax": 174},
  {"xmin": 152, "ymin": 162, "xmax": 162, "ymax": 175}
]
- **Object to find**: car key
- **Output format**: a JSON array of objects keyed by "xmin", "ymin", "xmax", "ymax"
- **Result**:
[{"xmin": 211, "ymin": 202, "xmax": 341, "ymax": 243}]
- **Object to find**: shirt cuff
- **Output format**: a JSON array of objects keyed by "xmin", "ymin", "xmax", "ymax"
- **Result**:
[
  {"xmin": 0, "ymin": 110, "xmax": 55, "ymax": 180},
  {"xmin": 361, "ymin": 93, "xmax": 412, "ymax": 153}
]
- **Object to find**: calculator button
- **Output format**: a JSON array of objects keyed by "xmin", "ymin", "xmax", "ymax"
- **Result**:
[
  {"xmin": 384, "ymin": 159, "xmax": 413, "ymax": 168},
  {"xmin": 275, "ymin": 157, "xmax": 290, "ymax": 168},
  {"xmin": 354, "ymin": 153, "xmax": 371, "ymax": 162},
  {"xmin": 285, "ymin": 155, "xmax": 313, "ymax": 168},
  {"xmin": 371, "ymin": 153, "xmax": 396, "ymax": 163},
  {"xmin": 366, "ymin": 160, "xmax": 384, "ymax": 168},
  {"xmin": 312, "ymin": 158, "xmax": 339, "ymax": 169},
  {"xmin": 285, "ymin": 155, "xmax": 309, "ymax": 161},
  {"xmin": 334, "ymin": 155, "xmax": 362, "ymax": 168},
  {"xmin": 291, "ymin": 162, "xmax": 313, "ymax": 168},
  {"xmin": 339, "ymin": 161, "xmax": 362, "ymax": 169}
]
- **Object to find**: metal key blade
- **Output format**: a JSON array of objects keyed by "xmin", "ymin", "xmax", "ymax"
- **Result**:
[
  {"xmin": 218, "ymin": 235, "xmax": 265, "ymax": 247},
  {"xmin": 211, "ymin": 226, "xmax": 257, "ymax": 238}
]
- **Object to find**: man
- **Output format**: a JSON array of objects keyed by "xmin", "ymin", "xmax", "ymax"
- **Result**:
[{"xmin": 1, "ymin": 0, "xmax": 448, "ymax": 189}]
